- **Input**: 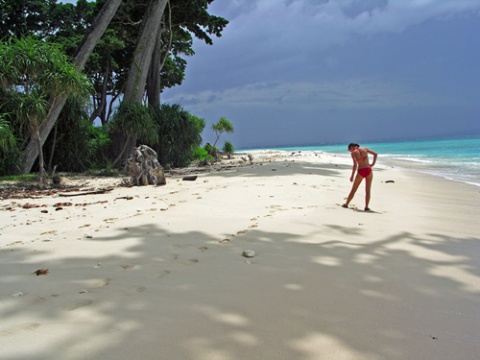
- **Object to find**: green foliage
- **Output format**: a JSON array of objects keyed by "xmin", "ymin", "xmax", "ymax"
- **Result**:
[
  {"xmin": 0, "ymin": 173, "xmax": 37, "ymax": 182},
  {"xmin": 151, "ymin": 104, "xmax": 205, "ymax": 167},
  {"xmin": 222, "ymin": 141, "xmax": 235, "ymax": 156},
  {"xmin": 44, "ymin": 95, "xmax": 112, "ymax": 172},
  {"xmin": 0, "ymin": 36, "xmax": 91, "ymax": 181},
  {"xmin": 0, "ymin": 115, "xmax": 21, "ymax": 175},
  {"xmin": 211, "ymin": 116, "xmax": 234, "ymax": 148},
  {"xmin": 0, "ymin": 115, "xmax": 16, "ymax": 153},
  {"xmin": 193, "ymin": 147, "xmax": 214, "ymax": 162},
  {"xmin": 110, "ymin": 102, "xmax": 159, "ymax": 145}
]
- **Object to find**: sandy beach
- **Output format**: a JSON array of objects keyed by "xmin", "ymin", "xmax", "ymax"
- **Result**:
[{"xmin": 1, "ymin": 151, "xmax": 479, "ymax": 360}]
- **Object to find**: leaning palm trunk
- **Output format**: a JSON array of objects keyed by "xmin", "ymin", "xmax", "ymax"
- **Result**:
[
  {"xmin": 123, "ymin": 0, "xmax": 167, "ymax": 104},
  {"xmin": 118, "ymin": 0, "xmax": 168, "ymax": 164},
  {"xmin": 21, "ymin": 0, "xmax": 123, "ymax": 174}
]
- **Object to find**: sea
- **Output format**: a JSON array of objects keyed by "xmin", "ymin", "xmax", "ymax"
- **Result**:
[{"xmin": 246, "ymin": 136, "xmax": 480, "ymax": 187}]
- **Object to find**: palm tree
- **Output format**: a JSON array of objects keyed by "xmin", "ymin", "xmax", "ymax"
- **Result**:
[
  {"xmin": 212, "ymin": 117, "xmax": 234, "ymax": 149},
  {"xmin": 110, "ymin": 102, "xmax": 159, "ymax": 166},
  {"xmin": 0, "ymin": 36, "xmax": 91, "ymax": 188}
]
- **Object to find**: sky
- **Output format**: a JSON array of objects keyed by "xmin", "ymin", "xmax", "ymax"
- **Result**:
[{"xmin": 161, "ymin": 0, "xmax": 480, "ymax": 149}]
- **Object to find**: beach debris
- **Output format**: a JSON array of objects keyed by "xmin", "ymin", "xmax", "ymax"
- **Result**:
[
  {"xmin": 34, "ymin": 269, "xmax": 49, "ymax": 276},
  {"xmin": 242, "ymin": 249, "xmax": 256, "ymax": 258},
  {"xmin": 127, "ymin": 145, "xmax": 166, "ymax": 186},
  {"xmin": 84, "ymin": 234, "xmax": 93, "ymax": 238},
  {"xmin": 58, "ymin": 188, "xmax": 113, "ymax": 197},
  {"xmin": 115, "ymin": 196, "xmax": 133, "ymax": 200},
  {"xmin": 79, "ymin": 290, "xmax": 89, "ymax": 294},
  {"xmin": 54, "ymin": 202, "xmax": 72, "ymax": 207},
  {"xmin": 385, "ymin": 180, "xmax": 395, "ymax": 183},
  {"xmin": 182, "ymin": 175, "xmax": 198, "ymax": 181},
  {"xmin": 41, "ymin": 209, "xmax": 48, "ymax": 213}
]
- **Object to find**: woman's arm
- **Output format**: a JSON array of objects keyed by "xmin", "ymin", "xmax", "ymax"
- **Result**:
[
  {"xmin": 350, "ymin": 154, "xmax": 357, "ymax": 182},
  {"xmin": 367, "ymin": 148, "xmax": 378, "ymax": 167}
]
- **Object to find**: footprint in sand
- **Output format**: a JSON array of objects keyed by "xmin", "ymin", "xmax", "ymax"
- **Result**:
[
  {"xmin": 103, "ymin": 217, "xmax": 118, "ymax": 224},
  {"xmin": 182, "ymin": 258, "xmax": 199, "ymax": 265},
  {"xmin": 68, "ymin": 299, "xmax": 93, "ymax": 311},
  {"xmin": 85, "ymin": 278, "xmax": 110, "ymax": 288},
  {"xmin": 156, "ymin": 270, "xmax": 171, "ymax": 279},
  {"xmin": 0, "ymin": 323, "xmax": 41, "ymax": 337},
  {"xmin": 120, "ymin": 264, "xmax": 136, "ymax": 270},
  {"xmin": 198, "ymin": 246, "xmax": 208, "ymax": 252}
]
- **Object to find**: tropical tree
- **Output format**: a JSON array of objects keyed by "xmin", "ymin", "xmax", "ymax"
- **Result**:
[
  {"xmin": 109, "ymin": 102, "xmax": 159, "ymax": 166},
  {"xmin": 222, "ymin": 141, "xmax": 234, "ymax": 159},
  {"xmin": 211, "ymin": 116, "xmax": 234, "ymax": 149},
  {"xmin": 21, "ymin": 0, "xmax": 123, "ymax": 174},
  {"xmin": 0, "ymin": 114, "xmax": 19, "ymax": 175},
  {"xmin": 151, "ymin": 104, "xmax": 205, "ymax": 167},
  {"xmin": 0, "ymin": 36, "xmax": 91, "ymax": 187}
]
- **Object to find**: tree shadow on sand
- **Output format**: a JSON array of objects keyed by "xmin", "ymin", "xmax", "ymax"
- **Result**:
[{"xmin": 1, "ymin": 222, "xmax": 479, "ymax": 359}]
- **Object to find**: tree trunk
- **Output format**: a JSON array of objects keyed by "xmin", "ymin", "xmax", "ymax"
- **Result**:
[
  {"xmin": 123, "ymin": 0, "xmax": 168, "ymax": 104},
  {"xmin": 146, "ymin": 35, "xmax": 163, "ymax": 108},
  {"xmin": 21, "ymin": 0, "xmax": 123, "ymax": 174},
  {"xmin": 35, "ymin": 129, "xmax": 47, "ymax": 189},
  {"xmin": 89, "ymin": 63, "xmax": 110, "ymax": 125},
  {"xmin": 118, "ymin": 0, "xmax": 167, "ymax": 164},
  {"xmin": 147, "ymin": 2, "xmax": 172, "ymax": 108}
]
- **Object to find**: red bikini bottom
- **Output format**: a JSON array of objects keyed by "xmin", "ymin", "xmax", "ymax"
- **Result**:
[{"xmin": 358, "ymin": 167, "xmax": 372, "ymax": 178}]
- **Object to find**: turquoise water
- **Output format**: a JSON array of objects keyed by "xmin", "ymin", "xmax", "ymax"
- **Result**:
[{"xmin": 251, "ymin": 136, "xmax": 480, "ymax": 186}]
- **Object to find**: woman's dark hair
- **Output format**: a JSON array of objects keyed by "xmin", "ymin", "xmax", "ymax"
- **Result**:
[{"xmin": 348, "ymin": 143, "xmax": 360, "ymax": 150}]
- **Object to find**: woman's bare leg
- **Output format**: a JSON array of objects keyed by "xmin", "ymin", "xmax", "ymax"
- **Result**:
[
  {"xmin": 364, "ymin": 172, "xmax": 373, "ymax": 210},
  {"xmin": 343, "ymin": 174, "xmax": 363, "ymax": 207}
]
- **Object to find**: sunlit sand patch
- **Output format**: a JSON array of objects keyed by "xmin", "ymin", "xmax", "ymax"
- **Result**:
[
  {"xmin": 311, "ymin": 256, "xmax": 341, "ymax": 266},
  {"xmin": 290, "ymin": 333, "xmax": 373, "ymax": 360},
  {"xmin": 284, "ymin": 283, "xmax": 303, "ymax": 291},
  {"xmin": 429, "ymin": 265, "xmax": 480, "ymax": 293},
  {"xmin": 361, "ymin": 289, "xmax": 397, "ymax": 301},
  {"xmin": 229, "ymin": 331, "xmax": 259, "ymax": 346},
  {"xmin": 197, "ymin": 306, "xmax": 250, "ymax": 327},
  {"xmin": 354, "ymin": 253, "xmax": 379, "ymax": 264},
  {"xmin": 76, "ymin": 278, "xmax": 110, "ymax": 288}
]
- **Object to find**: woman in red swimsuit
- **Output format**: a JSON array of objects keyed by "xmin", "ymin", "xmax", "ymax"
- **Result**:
[{"xmin": 342, "ymin": 143, "xmax": 378, "ymax": 211}]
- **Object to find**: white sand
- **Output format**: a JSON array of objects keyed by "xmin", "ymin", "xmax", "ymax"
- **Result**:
[{"xmin": 1, "ymin": 151, "xmax": 479, "ymax": 360}]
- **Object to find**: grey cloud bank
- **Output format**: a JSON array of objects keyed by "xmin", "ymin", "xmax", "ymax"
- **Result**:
[{"xmin": 163, "ymin": 0, "xmax": 480, "ymax": 148}]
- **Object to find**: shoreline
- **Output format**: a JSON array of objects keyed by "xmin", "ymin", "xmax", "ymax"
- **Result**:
[{"xmin": 1, "ymin": 150, "xmax": 479, "ymax": 360}]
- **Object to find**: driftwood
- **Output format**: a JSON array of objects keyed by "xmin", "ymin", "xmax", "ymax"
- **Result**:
[
  {"xmin": 127, "ymin": 145, "xmax": 166, "ymax": 186},
  {"xmin": 58, "ymin": 188, "xmax": 113, "ymax": 197}
]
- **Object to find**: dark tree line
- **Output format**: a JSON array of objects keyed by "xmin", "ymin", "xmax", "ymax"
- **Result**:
[{"xmin": 0, "ymin": 0, "xmax": 228, "ymax": 179}]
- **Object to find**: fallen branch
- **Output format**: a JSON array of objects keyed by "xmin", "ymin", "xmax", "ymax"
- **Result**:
[{"xmin": 58, "ymin": 188, "xmax": 113, "ymax": 197}]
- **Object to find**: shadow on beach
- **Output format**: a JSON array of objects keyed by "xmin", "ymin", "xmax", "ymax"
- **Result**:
[{"xmin": 1, "ymin": 220, "xmax": 478, "ymax": 360}]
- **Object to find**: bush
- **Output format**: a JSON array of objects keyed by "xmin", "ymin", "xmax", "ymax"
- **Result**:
[
  {"xmin": 193, "ymin": 147, "xmax": 214, "ymax": 163},
  {"xmin": 151, "ymin": 104, "xmax": 205, "ymax": 167},
  {"xmin": 222, "ymin": 141, "xmax": 235, "ymax": 158}
]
